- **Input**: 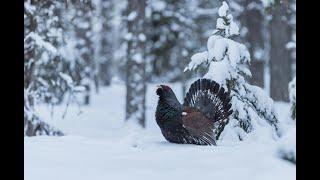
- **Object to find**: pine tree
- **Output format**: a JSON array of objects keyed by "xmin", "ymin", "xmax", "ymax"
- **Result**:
[
  {"xmin": 145, "ymin": 0, "xmax": 197, "ymax": 85},
  {"xmin": 68, "ymin": 0, "xmax": 97, "ymax": 105},
  {"xmin": 185, "ymin": 1, "xmax": 279, "ymax": 141},
  {"xmin": 93, "ymin": 0, "xmax": 114, "ymax": 87},
  {"xmin": 24, "ymin": 0, "xmax": 67, "ymax": 136}
]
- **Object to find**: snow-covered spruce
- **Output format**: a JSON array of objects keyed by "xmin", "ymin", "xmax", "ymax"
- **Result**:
[
  {"xmin": 24, "ymin": 89, "xmax": 63, "ymax": 136},
  {"xmin": 277, "ymin": 77, "xmax": 296, "ymax": 164},
  {"xmin": 277, "ymin": 126, "xmax": 296, "ymax": 164},
  {"xmin": 185, "ymin": 1, "xmax": 279, "ymax": 142},
  {"xmin": 288, "ymin": 77, "xmax": 296, "ymax": 121},
  {"xmin": 24, "ymin": 0, "xmax": 86, "ymax": 136}
]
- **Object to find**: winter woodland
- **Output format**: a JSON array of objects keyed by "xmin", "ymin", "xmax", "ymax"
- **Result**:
[{"xmin": 24, "ymin": 0, "xmax": 296, "ymax": 179}]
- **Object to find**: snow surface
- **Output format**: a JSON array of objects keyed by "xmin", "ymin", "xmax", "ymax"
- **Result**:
[{"xmin": 25, "ymin": 82, "xmax": 295, "ymax": 180}]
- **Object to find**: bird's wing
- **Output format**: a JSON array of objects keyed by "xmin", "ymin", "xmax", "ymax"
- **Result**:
[{"xmin": 182, "ymin": 106, "xmax": 215, "ymax": 145}]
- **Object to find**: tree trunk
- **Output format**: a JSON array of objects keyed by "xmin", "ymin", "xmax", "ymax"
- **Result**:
[
  {"xmin": 242, "ymin": 0, "xmax": 265, "ymax": 88},
  {"xmin": 98, "ymin": 0, "xmax": 113, "ymax": 86},
  {"xmin": 99, "ymin": 61, "xmax": 112, "ymax": 86},
  {"xmin": 125, "ymin": 0, "xmax": 146, "ymax": 128},
  {"xmin": 72, "ymin": 1, "xmax": 95, "ymax": 105},
  {"xmin": 270, "ymin": 2, "xmax": 292, "ymax": 102},
  {"xmin": 249, "ymin": 61, "xmax": 264, "ymax": 88}
]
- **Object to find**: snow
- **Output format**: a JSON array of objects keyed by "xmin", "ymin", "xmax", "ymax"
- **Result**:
[
  {"xmin": 275, "ymin": 100, "xmax": 295, "ymax": 163},
  {"xmin": 216, "ymin": 2, "xmax": 239, "ymax": 37},
  {"xmin": 73, "ymin": 86, "xmax": 86, "ymax": 92},
  {"xmin": 201, "ymin": 34, "xmax": 251, "ymax": 84},
  {"xmin": 204, "ymin": 58, "xmax": 231, "ymax": 85},
  {"xmin": 127, "ymin": 11, "xmax": 137, "ymax": 21},
  {"xmin": 207, "ymin": 36, "xmax": 248, "ymax": 65},
  {"xmin": 186, "ymin": 1, "xmax": 278, "ymax": 143},
  {"xmin": 216, "ymin": 18, "xmax": 226, "ymax": 29},
  {"xmin": 277, "ymin": 126, "xmax": 296, "ymax": 163},
  {"xmin": 229, "ymin": 21, "xmax": 240, "ymax": 36},
  {"xmin": 289, "ymin": 77, "xmax": 296, "ymax": 103},
  {"xmin": 25, "ymin": 82, "xmax": 295, "ymax": 180},
  {"xmin": 211, "ymin": 38, "xmax": 228, "ymax": 61},
  {"xmin": 260, "ymin": 0, "xmax": 274, "ymax": 8},
  {"xmin": 218, "ymin": 1, "xmax": 229, "ymax": 17},
  {"xmin": 59, "ymin": 72, "xmax": 73, "ymax": 85},
  {"xmin": 184, "ymin": 51, "xmax": 208, "ymax": 71},
  {"xmin": 138, "ymin": 33, "xmax": 146, "ymax": 42},
  {"xmin": 25, "ymin": 32, "xmax": 58, "ymax": 55},
  {"xmin": 124, "ymin": 33, "xmax": 133, "ymax": 41},
  {"xmin": 24, "ymin": 0, "xmax": 36, "ymax": 14},
  {"xmin": 132, "ymin": 53, "xmax": 143, "ymax": 63},
  {"xmin": 286, "ymin": 41, "xmax": 296, "ymax": 49},
  {"xmin": 150, "ymin": 0, "xmax": 167, "ymax": 12}
]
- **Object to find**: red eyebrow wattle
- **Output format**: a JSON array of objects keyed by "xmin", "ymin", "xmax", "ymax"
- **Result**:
[{"xmin": 163, "ymin": 86, "xmax": 170, "ymax": 90}]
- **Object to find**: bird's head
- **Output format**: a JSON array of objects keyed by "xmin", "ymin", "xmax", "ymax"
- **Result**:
[
  {"xmin": 156, "ymin": 84, "xmax": 182, "ymax": 111},
  {"xmin": 156, "ymin": 85, "xmax": 174, "ymax": 96},
  {"xmin": 156, "ymin": 84, "xmax": 179, "ymax": 101}
]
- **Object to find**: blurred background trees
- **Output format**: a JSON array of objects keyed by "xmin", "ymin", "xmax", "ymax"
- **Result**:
[
  {"xmin": 124, "ymin": 0, "xmax": 147, "ymax": 127},
  {"xmin": 24, "ymin": 0, "xmax": 296, "ymax": 134}
]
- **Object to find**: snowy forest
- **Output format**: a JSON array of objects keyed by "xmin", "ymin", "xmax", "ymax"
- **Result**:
[{"xmin": 24, "ymin": 0, "xmax": 296, "ymax": 179}]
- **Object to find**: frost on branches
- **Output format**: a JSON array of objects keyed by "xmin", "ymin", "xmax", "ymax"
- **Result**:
[{"xmin": 185, "ymin": 1, "xmax": 279, "ymax": 142}]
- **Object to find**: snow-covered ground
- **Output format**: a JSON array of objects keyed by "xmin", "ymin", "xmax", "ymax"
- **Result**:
[{"xmin": 25, "ymin": 82, "xmax": 296, "ymax": 180}]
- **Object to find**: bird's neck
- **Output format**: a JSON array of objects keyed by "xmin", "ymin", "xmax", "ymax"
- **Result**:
[
  {"xmin": 157, "ymin": 97, "xmax": 182, "ymax": 117},
  {"xmin": 160, "ymin": 93, "xmax": 182, "ymax": 107},
  {"xmin": 156, "ymin": 96, "xmax": 183, "ymax": 131}
]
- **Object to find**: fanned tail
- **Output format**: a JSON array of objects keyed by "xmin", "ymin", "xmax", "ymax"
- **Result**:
[{"xmin": 183, "ymin": 79, "xmax": 233, "ymax": 123}]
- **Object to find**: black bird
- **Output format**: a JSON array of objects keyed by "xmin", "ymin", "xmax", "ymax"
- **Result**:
[{"xmin": 155, "ymin": 79, "xmax": 233, "ymax": 145}]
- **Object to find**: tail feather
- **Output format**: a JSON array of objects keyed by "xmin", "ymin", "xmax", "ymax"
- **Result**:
[{"xmin": 183, "ymin": 79, "xmax": 233, "ymax": 123}]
